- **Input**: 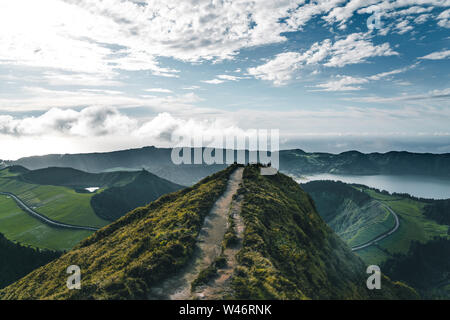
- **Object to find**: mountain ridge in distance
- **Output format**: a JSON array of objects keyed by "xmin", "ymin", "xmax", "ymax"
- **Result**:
[
  {"xmin": 0, "ymin": 165, "xmax": 418, "ymax": 300},
  {"xmin": 2, "ymin": 146, "xmax": 449, "ymax": 186}
]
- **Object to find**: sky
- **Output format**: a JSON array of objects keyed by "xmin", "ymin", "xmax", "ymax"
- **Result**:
[{"xmin": 0, "ymin": 0, "xmax": 450, "ymax": 159}]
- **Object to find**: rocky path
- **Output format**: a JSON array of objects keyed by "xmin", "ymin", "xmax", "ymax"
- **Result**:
[{"xmin": 148, "ymin": 167, "xmax": 244, "ymax": 300}]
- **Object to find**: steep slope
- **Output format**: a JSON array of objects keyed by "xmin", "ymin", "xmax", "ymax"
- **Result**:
[
  {"xmin": 0, "ymin": 233, "xmax": 60, "ymax": 289},
  {"xmin": 0, "ymin": 166, "xmax": 235, "ymax": 300},
  {"xmin": 0, "ymin": 165, "xmax": 417, "ymax": 300},
  {"xmin": 91, "ymin": 170, "xmax": 183, "ymax": 221},
  {"xmin": 302, "ymin": 181, "xmax": 396, "ymax": 248},
  {"xmin": 230, "ymin": 166, "xmax": 416, "ymax": 299},
  {"xmin": 381, "ymin": 237, "xmax": 450, "ymax": 299}
]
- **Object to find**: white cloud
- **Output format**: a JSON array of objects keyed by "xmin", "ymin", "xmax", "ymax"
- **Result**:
[
  {"xmin": 217, "ymin": 75, "xmax": 243, "ymax": 81},
  {"xmin": 437, "ymin": 9, "xmax": 450, "ymax": 27},
  {"xmin": 247, "ymin": 33, "xmax": 397, "ymax": 86},
  {"xmin": 0, "ymin": 106, "xmax": 135, "ymax": 137},
  {"xmin": 414, "ymin": 13, "xmax": 432, "ymax": 23},
  {"xmin": 312, "ymin": 63, "xmax": 416, "ymax": 91},
  {"xmin": 247, "ymin": 52, "xmax": 305, "ymax": 86},
  {"xmin": 0, "ymin": 0, "xmax": 303, "ymax": 79},
  {"xmin": 344, "ymin": 87, "xmax": 450, "ymax": 103},
  {"xmin": 0, "ymin": 0, "xmax": 448, "ymax": 89},
  {"xmin": 312, "ymin": 76, "xmax": 369, "ymax": 91},
  {"xmin": 201, "ymin": 79, "xmax": 226, "ymax": 84},
  {"xmin": 182, "ymin": 86, "xmax": 201, "ymax": 90},
  {"xmin": 367, "ymin": 64, "xmax": 417, "ymax": 80},
  {"xmin": 419, "ymin": 49, "xmax": 450, "ymax": 59},
  {"xmin": 0, "ymin": 87, "xmax": 202, "ymax": 112},
  {"xmin": 394, "ymin": 19, "xmax": 414, "ymax": 34},
  {"xmin": 144, "ymin": 88, "xmax": 173, "ymax": 94}
]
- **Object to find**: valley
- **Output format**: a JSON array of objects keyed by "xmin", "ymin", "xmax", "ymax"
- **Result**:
[{"xmin": 0, "ymin": 166, "xmax": 181, "ymax": 251}]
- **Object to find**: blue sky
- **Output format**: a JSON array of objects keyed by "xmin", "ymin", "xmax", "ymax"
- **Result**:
[{"xmin": 0, "ymin": 0, "xmax": 449, "ymax": 159}]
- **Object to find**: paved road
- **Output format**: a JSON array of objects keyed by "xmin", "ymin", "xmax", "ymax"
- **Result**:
[
  {"xmin": 351, "ymin": 201, "xmax": 400, "ymax": 251},
  {"xmin": 0, "ymin": 191, "xmax": 99, "ymax": 231}
]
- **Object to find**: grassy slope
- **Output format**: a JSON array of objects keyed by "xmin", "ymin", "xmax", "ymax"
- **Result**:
[
  {"xmin": 0, "ymin": 168, "xmax": 108, "ymax": 227},
  {"xmin": 338, "ymin": 201, "xmax": 395, "ymax": 247},
  {"xmin": 90, "ymin": 170, "xmax": 183, "ymax": 221},
  {"xmin": 0, "ymin": 166, "xmax": 234, "ymax": 300},
  {"xmin": 231, "ymin": 166, "xmax": 417, "ymax": 300},
  {"xmin": 0, "ymin": 233, "xmax": 60, "ymax": 289},
  {"xmin": 302, "ymin": 181, "xmax": 395, "ymax": 248},
  {"xmin": 357, "ymin": 188, "xmax": 449, "ymax": 265},
  {"xmin": 0, "ymin": 195, "xmax": 93, "ymax": 251}
]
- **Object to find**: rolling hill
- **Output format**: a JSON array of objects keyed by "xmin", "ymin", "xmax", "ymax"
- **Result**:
[{"xmin": 0, "ymin": 165, "xmax": 417, "ymax": 300}]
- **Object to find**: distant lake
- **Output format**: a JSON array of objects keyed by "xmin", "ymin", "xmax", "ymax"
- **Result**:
[{"xmin": 295, "ymin": 174, "xmax": 450, "ymax": 200}]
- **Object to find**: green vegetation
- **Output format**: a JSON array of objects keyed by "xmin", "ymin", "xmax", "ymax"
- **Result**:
[
  {"xmin": 0, "ymin": 167, "xmax": 108, "ymax": 228},
  {"xmin": 303, "ymin": 181, "xmax": 449, "ymax": 266},
  {"xmin": 231, "ymin": 165, "xmax": 417, "ymax": 300},
  {"xmin": 0, "ymin": 166, "xmax": 235, "ymax": 299},
  {"xmin": 423, "ymin": 199, "xmax": 450, "ymax": 225},
  {"xmin": 359, "ymin": 187, "xmax": 449, "ymax": 264},
  {"xmin": 381, "ymin": 237, "xmax": 450, "ymax": 299},
  {"xmin": 223, "ymin": 208, "xmax": 239, "ymax": 248},
  {"xmin": 0, "ymin": 166, "xmax": 182, "ymax": 250},
  {"xmin": 0, "ymin": 233, "xmax": 61, "ymax": 289},
  {"xmin": 91, "ymin": 170, "xmax": 182, "ymax": 221},
  {"xmin": 303, "ymin": 181, "xmax": 395, "ymax": 248},
  {"xmin": 0, "ymin": 194, "xmax": 93, "ymax": 251},
  {"xmin": 191, "ymin": 255, "xmax": 227, "ymax": 291}
]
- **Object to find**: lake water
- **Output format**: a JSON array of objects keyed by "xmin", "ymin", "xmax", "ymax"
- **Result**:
[{"xmin": 295, "ymin": 174, "xmax": 450, "ymax": 200}]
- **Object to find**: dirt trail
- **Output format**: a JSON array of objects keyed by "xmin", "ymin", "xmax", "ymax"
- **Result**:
[
  {"xmin": 192, "ymin": 189, "xmax": 245, "ymax": 299},
  {"xmin": 148, "ymin": 167, "xmax": 244, "ymax": 300}
]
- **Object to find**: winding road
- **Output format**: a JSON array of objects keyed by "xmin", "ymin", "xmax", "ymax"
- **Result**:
[
  {"xmin": 0, "ymin": 191, "xmax": 99, "ymax": 231},
  {"xmin": 351, "ymin": 201, "xmax": 400, "ymax": 251}
]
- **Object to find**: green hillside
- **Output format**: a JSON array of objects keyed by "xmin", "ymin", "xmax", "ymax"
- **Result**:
[
  {"xmin": 0, "ymin": 194, "xmax": 93, "ymax": 251},
  {"xmin": 303, "ymin": 181, "xmax": 449, "ymax": 265},
  {"xmin": 303, "ymin": 181, "xmax": 395, "ymax": 247},
  {"xmin": 0, "ymin": 166, "xmax": 182, "ymax": 250},
  {"xmin": 0, "ymin": 165, "xmax": 417, "ymax": 300},
  {"xmin": 0, "ymin": 167, "xmax": 108, "ymax": 228},
  {"xmin": 0, "ymin": 166, "xmax": 234, "ymax": 299},
  {"xmin": 0, "ymin": 233, "xmax": 60, "ymax": 289},
  {"xmin": 21, "ymin": 167, "xmax": 140, "ymax": 188},
  {"xmin": 232, "ymin": 166, "xmax": 415, "ymax": 299},
  {"xmin": 359, "ymin": 187, "xmax": 449, "ymax": 264},
  {"xmin": 381, "ymin": 237, "xmax": 450, "ymax": 299},
  {"xmin": 91, "ymin": 170, "xmax": 183, "ymax": 221},
  {"xmin": 303, "ymin": 180, "xmax": 449, "ymax": 298}
]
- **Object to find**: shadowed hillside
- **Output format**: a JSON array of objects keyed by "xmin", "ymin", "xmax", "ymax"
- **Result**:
[
  {"xmin": 91, "ymin": 170, "xmax": 183, "ymax": 221},
  {"xmin": 0, "ymin": 233, "xmax": 61, "ymax": 289}
]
